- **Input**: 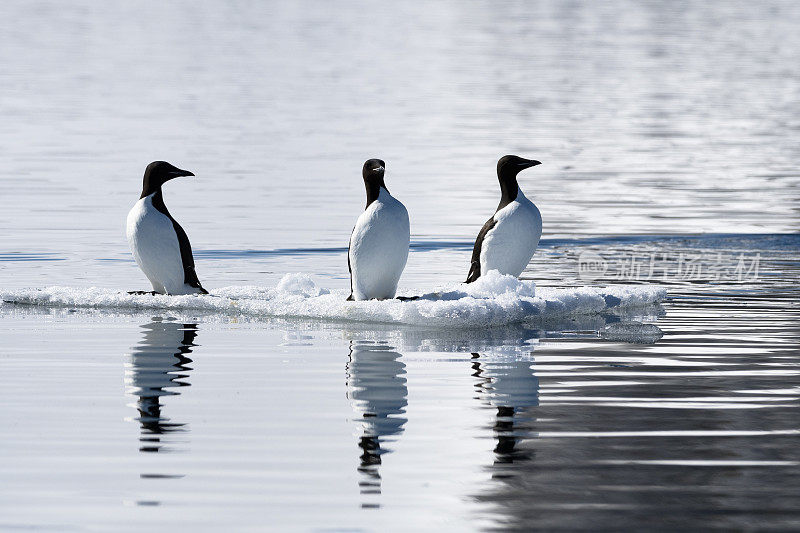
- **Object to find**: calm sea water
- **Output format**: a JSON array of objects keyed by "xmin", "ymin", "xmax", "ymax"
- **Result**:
[{"xmin": 1, "ymin": 1, "xmax": 799, "ymax": 531}]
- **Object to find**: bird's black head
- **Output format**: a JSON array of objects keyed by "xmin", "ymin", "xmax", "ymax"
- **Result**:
[
  {"xmin": 140, "ymin": 161, "xmax": 195, "ymax": 198},
  {"xmin": 362, "ymin": 158, "xmax": 386, "ymax": 184},
  {"xmin": 496, "ymin": 155, "xmax": 541, "ymax": 207},
  {"xmin": 362, "ymin": 158, "xmax": 387, "ymax": 207}
]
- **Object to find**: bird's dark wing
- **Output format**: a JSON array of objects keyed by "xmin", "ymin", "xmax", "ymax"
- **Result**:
[
  {"xmin": 466, "ymin": 217, "xmax": 497, "ymax": 283},
  {"xmin": 149, "ymin": 191, "xmax": 207, "ymax": 294},
  {"xmin": 170, "ymin": 218, "xmax": 208, "ymax": 294},
  {"xmin": 346, "ymin": 225, "xmax": 356, "ymax": 301}
]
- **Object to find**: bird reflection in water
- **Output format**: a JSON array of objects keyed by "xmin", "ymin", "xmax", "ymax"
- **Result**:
[
  {"xmin": 125, "ymin": 320, "xmax": 198, "ymax": 453},
  {"xmin": 471, "ymin": 351, "xmax": 539, "ymax": 467},
  {"xmin": 346, "ymin": 341, "xmax": 408, "ymax": 508}
]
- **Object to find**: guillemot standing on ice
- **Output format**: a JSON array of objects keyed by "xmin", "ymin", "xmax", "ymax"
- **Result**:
[
  {"xmin": 466, "ymin": 155, "xmax": 543, "ymax": 283},
  {"xmin": 347, "ymin": 159, "xmax": 410, "ymax": 301},
  {"xmin": 126, "ymin": 161, "xmax": 208, "ymax": 295}
]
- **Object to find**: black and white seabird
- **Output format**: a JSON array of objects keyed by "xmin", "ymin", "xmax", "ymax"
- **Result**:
[
  {"xmin": 347, "ymin": 159, "xmax": 410, "ymax": 301},
  {"xmin": 126, "ymin": 161, "xmax": 208, "ymax": 295},
  {"xmin": 466, "ymin": 155, "xmax": 543, "ymax": 283}
]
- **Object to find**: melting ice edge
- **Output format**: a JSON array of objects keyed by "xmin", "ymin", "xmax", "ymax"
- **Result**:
[{"xmin": 1, "ymin": 271, "xmax": 667, "ymax": 329}]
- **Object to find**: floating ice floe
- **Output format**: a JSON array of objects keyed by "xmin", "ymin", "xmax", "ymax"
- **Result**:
[
  {"xmin": 601, "ymin": 322, "xmax": 665, "ymax": 344},
  {"xmin": 1, "ymin": 271, "xmax": 666, "ymax": 329}
]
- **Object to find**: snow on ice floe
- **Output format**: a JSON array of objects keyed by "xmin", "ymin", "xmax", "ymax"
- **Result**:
[{"xmin": 0, "ymin": 271, "xmax": 666, "ymax": 329}]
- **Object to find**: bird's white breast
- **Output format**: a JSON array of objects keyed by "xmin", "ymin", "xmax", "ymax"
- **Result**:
[
  {"xmin": 480, "ymin": 190, "xmax": 542, "ymax": 278},
  {"xmin": 126, "ymin": 321, "xmax": 187, "ymax": 394},
  {"xmin": 349, "ymin": 189, "xmax": 410, "ymax": 300},
  {"xmin": 126, "ymin": 195, "xmax": 186, "ymax": 294}
]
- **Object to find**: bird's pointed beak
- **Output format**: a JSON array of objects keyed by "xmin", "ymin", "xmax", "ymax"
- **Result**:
[
  {"xmin": 519, "ymin": 159, "xmax": 541, "ymax": 169},
  {"xmin": 170, "ymin": 168, "xmax": 195, "ymax": 177}
]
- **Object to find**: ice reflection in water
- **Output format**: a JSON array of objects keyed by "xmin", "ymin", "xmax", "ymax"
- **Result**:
[
  {"xmin": 125, "ymin": 320, "xmax": 198, "ymax": 453},
  {"xmin": 346, "ymin": 341, "xmax": 408, "ymax": 508}
]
